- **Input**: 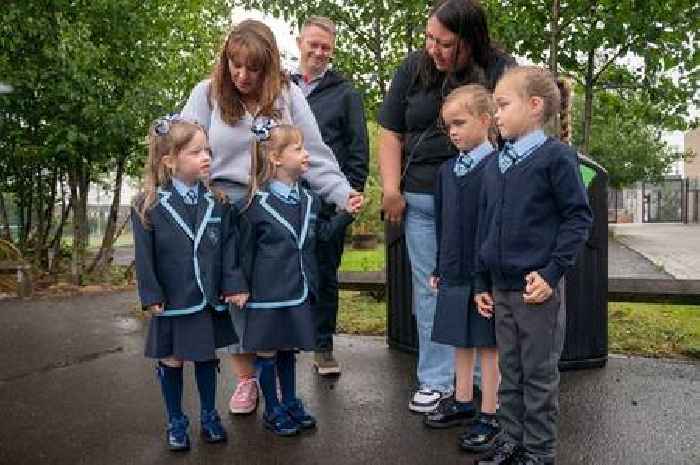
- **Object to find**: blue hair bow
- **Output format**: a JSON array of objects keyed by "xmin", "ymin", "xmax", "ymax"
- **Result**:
[
  {"xmin": 153, "ymin": 113, "xmax": 181, "ymax": 136},
  {"xmin": 251, "ymin": 117, "xmax": 278, "ymax": 142}
]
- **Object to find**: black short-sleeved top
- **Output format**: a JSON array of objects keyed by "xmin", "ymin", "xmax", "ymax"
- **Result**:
[{"xmin": 378, "ymin": 50, "xmax": 514, "ymax": 194}]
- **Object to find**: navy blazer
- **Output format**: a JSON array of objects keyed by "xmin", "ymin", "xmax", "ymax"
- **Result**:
[
  {"xmin": 132, "ymin": 182, "xmax": 246, "ymax": 316},
  {"xmin": 238, "ymin": 184, "xmax": 354, "ymax": 309}
]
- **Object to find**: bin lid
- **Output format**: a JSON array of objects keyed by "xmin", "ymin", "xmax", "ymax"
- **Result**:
[{"xmin": 577, "ymin": 152, "xmax": 607, "ymax": 189}]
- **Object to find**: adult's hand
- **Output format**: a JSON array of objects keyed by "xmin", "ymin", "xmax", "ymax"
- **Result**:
[
  {"xmin": 382, "ymin": 189, "xmax": 406, "ymax": 224},
  {"xmin": 378, "ymin": 128, "xmax": 405, "ymax": 224}
]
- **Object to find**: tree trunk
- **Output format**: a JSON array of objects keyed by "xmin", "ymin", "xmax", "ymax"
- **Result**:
[
  {"xmin": 48, "ymin": 194, "xmax": 72, "ymax": 276},
  {"xmin": 0, "ymin": 190, "xmax": 11, "ymax": 241},
  {"xmin": 547, "ymin": 0, "xmax": 561, "ymax": 139},
  {"xmin": 87, "ymin": 155, "xmax": 125, "ymax": 273},
  {"xmin": 549, "ymin": 0, "xmax": 559, "ymax": 74},
  {"xmin": 373, "ymin": 9, "xmax": 386, "ymax": 97},
  {"xmin": 69, "ymin": 163, "xmax": 90, "ymax": 285},
  {"xmin": 582, "ymin": 46, "xmax": 595, "ymax": 155}
]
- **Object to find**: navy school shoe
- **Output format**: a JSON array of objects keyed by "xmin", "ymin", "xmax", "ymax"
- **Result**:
[
  {"xmin": 166, "ymin": 415, "xmax": 190, "ymax": 451},
  {"xmin": 476, "ymin": 439, "xmax": 521, "ymax": 465},
  {"xmin": 283, "ymin": 398, "xmax": 317, "ymax": 430},
  {"xmin": 459, "ymin": 412, "xmax": 500, "ymax": 452},
  {"xmin": 200, "ymin": 409, "xmax": 227, "ymax": 443},
  {"xmin": 424, "ymin": 396, "xmax": 476, "ymax": 429},
  {"xmin": 263, "ymin": 405, "xmax": 300, "ymax": 436},
  {"xmin": 513, "ymin": 453, "xmax": 544, "ymax": 465}
]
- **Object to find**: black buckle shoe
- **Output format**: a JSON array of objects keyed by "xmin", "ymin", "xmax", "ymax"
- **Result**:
[
  {"xmin": 424, "ymin": 396, "xmax": 476, "ymax": 429},
  {"xmin": 459, "ymin": 413, "xmax": 500, "ymax": 452},
  {"xmin": 476, "ymin": 440, "xmax": 520, "ymax": 465}
]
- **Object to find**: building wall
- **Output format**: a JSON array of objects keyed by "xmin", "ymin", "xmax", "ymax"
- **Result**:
[{"xmin": 685, "ymin": 128, "xmax": 700, "ymax": 178}]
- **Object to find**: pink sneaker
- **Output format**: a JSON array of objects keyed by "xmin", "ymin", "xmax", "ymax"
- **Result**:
[{"xmin": 229, "ymin": 377, "xmax": 259, "ymax": 415}]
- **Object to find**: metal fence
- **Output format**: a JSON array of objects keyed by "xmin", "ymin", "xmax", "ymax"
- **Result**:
[{"xmin": 608, "ymin": 178, "xmax": 700, "ymax": 224}]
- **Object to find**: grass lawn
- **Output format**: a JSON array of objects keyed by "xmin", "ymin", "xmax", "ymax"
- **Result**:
[
  {"xmin": 337, "ymin": 291, "xmax": 386, "ymax": 336},
  {"xmin": 608, "ymin": 302, "xmax": 699, "ymax": 359},
  {"xmin": 337, "ymin": 292, "xmax": 700, "ymax": 360},
  {"xmin": 339, "ymin": 245, "xmax": 384, "ymax": 272}
]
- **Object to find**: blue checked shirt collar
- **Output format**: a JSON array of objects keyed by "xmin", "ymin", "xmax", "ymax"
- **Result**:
[
  {"xmin": 499, "ymin": 129, "xmax": 547, "ymax": 173},
  {"xmin": 269, "ymin": 180, "xmax": 301, "ymax": 204},
  {"xmin": 172, "ymin": 177, "xmax": 199, "ymax": 205},
  {"xmin": 454, "ymin": 141, "xmax": 494, "ymax": 177},
  {"xmin": 511, "ymin": 129, "xmax": 547, "ymax": 160}
]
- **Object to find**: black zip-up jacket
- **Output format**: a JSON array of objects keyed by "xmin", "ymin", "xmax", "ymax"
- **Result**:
[{"xmin": 292, "ymin": 70, "xmax": 369, "ymax": 192}]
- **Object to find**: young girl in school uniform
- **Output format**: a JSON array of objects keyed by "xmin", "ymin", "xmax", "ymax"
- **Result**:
[
  {"xmin": 473, "ymin": 67, "xmax": 592, "ymax": 465},
  {"xmin": 235, "ymin": 120, "xmax": 362, "ymax": 436},
  {"xmin": 132, "ymin": 115, "xmax": 249, "ymax": 451},
  {"xmin": 425, "ymin": 85, "xmax": 501, "ymax": 452}
]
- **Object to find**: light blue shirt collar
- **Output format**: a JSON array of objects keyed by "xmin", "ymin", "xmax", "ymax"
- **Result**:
[
  {"xmin": 172, "ymin": 177, "xmax": 199, "ymax": 203},
  {"xmin": 510, "ymin": 129, "xmax": 547, "ymax": 159},
  {"xmin": 269, "ymin": 179, "xmax": 300, "ymax": 204},
  {"xmin": 460, "ymin": 141, "xmax": 494, "ymax": 166}
]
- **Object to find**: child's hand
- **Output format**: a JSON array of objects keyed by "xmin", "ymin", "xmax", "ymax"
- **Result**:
[
  {"xmin": 523, "ymin": 272, "xmax": 553, "ymax": 304},
  {"xmin": 225, "ymin": 293, "xmax": 249, "ymax": 308},
  {"xmin": 346, "ymin": 193, "xmax": 364, "ymax": 214},
  {"xmin": 428, "ymin": 275, "xmax": 440, "ymax": 290},
  {"xmin": 147, "ymin": 303, "xmax": 164, "ymax": 315},
  {"xmin": 474, "ymin": 292, "xmax": 494, "ymax": 318}
]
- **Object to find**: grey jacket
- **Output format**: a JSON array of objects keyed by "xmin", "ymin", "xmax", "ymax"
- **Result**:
[{"xmin": 181, "ymin": 79, "xmax": 352, "ymax": 210}]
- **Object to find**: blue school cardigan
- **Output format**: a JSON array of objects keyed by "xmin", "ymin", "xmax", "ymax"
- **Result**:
[{"xmin": 474, "ymin": 138, "xmax": 593, "ymax": 292}]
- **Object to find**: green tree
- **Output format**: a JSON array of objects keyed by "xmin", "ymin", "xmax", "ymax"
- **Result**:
[
  {"xmin": 572, "ymin": 90, "xmax": 683, "ymax": 188},
  {"xmin": 483, "ymin": 0, "xmax": 699, "ymax": 154},
  {"xmin": 236, "ymin": 0, "xmax": 431, "ymax": 115},
  {"xmin": 0, "ymin": 0, "xmax": 232, "ymax": 281}
]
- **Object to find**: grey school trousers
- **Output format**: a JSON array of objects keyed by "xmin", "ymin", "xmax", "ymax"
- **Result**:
[{"xmin": 493, "ymin": 284, "xmax": 565, "ymax": 464}]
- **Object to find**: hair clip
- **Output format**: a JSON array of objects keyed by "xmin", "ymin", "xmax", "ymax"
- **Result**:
[
  {"xmin": 153, "ymin": 113, "xmax": 181, "ymax": 136},
  {"xmin": 251, "ymin": 117, "xmax": 278, "ymax": 142}
]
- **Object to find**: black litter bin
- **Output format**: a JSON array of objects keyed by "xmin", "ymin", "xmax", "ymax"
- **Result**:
[{"xmin": 386, "ymin": 153, "xmax": 609, "ymax": 370}]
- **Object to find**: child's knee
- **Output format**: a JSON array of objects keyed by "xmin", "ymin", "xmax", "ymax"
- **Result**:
[
  {"xmin": 256, "ymin": 351, "xmax": 277, "ymax": 367},
  {"xmin": 160, "ymin": 357, "xmax": 184, "ymax": 368}
]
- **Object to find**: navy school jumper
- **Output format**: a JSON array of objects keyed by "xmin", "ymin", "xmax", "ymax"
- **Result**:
[
  {"xmin": 434, "ymin": 151, "xmax": 496, "ymax": 285},
  {"xmin": 474, "ymin": 138, "xmax": 593, "ymax": 292},
  {"xmin": 132, "ymin": 181, "xmax": 247, "ymax": 317}
]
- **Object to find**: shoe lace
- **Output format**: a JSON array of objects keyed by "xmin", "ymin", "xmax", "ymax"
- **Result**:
[{"xmin": 233, "ymin": 378, "xmax": 256, "ymax": 401}]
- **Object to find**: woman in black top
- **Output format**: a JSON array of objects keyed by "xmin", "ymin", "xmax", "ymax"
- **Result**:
[{"xmin": 377, "ymin": 0, "xmax": 514, "ymax": 414}]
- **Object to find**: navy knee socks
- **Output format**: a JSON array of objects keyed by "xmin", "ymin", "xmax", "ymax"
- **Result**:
[
  {"xmin": 156, "ymin": 362, "xmax": 184, "ymax": 422},
  {"xmin": 256, "ymin": 356, "xmax": 280, "ymax": 415},
  {"xmin": 194, "ymin": 359, "xmax": 218, "ymax": 414},
  {"xmin": 276, "ymin": 350, "xmax": 297, "ymax": 404}
]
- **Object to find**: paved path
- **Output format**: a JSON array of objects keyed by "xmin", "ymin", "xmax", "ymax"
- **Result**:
[
  {"xmin": 610, "ymin": 224, "xmax": 700, "ymax": 279},
  {"xmin": 607, "ymin": 238, "xmax": 673, "ymax": 279},
  {"xmin": 0, "ymin": 291, "xmax": 698, "ymax": 465}
]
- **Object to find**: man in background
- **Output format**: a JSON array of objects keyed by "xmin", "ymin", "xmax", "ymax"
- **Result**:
[{"xmin": 292, "ymin": 16, "xmax": 369, "ymax": 376}]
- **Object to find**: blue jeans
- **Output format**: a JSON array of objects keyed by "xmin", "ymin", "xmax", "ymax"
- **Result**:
[
  {"xmin": 404, "ymin": 193, "xmax": 455, "ymax": 393},
  {"xmin": 404, "ymin": 192, "xmax": 481, "ymax": 393}
]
